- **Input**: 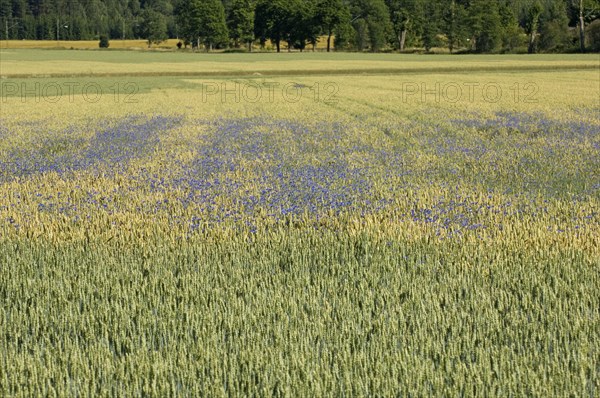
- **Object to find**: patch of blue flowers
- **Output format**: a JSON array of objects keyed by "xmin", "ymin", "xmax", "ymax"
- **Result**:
[
  {"xmin": 176, "ymin": 117, "xmax": 381, "ymax": 224},
  {"xmin": 0, "ymin": 115, "xmax": 181, "ymax": 181},
  {"xmin": 453, "ymin": 110, "xmax": 600, "ymax": 140},
  {"xmin": 4, "ymin": 112, "xmax": 598, "ymax": 238}
]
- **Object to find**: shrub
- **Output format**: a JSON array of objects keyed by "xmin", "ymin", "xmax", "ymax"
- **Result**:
[
  {"xmin": 538, "ymin": 21, "xmax": 570, "ymax": 52},
  {"xmin": 587, "ymin": 19, "xmax": 600, "ymax": 52},
  {"xmin": 99, "ymin": 35, "xmax": 109, "ymax": 48}
]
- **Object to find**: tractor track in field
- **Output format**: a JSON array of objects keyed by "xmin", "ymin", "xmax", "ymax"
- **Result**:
[{"xmin": 1, "ymin": 63, "xmax": 598, "ymax": 79}]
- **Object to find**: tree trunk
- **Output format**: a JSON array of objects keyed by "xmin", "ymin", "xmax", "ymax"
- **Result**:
[
  {"xmin": 579, "ymin": 19, "xmax": 585, "ymax": 51},
  {"xmin": 527, "ymin": 13, "xmax": 540, "ymax": 54},
  {"xmin": 579, "ymin": 0, "xmax": 586, "ymax": 52},
  {"xmin": 579, "ymin": 18, "xmax": 585, "ymax": 52},
  {"xmin": 276, "ymin": 40, "xmax": 280, "ymax": 52},
  {"xmin": 327, "ymin": 32, "xmax": 332, "ymax": 52},
  {"xmin": 400, "ymin": 30, "xmax": 407, "ymax": 52},
  {"xmin": 248, "ymin": 41, "xmax": 252, "ymax": 52},
  {"xmin": 528, "ymin": 33, "xmax": 535, "ymax": 54}
]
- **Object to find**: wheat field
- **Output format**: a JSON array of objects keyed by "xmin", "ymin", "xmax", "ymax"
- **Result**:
[{"xmin": 0, "ymin": 50, "xmax": 599, "ymax": 396}]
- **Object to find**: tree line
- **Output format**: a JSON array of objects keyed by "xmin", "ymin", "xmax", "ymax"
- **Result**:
[{"xmin": 1, "ymin": 0, "xmax": 599, "ymax": 52}]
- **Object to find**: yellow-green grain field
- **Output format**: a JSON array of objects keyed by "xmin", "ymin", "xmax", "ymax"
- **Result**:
[{"xmin": 0, "ymin": 49, "xmax": 599, "ymax": 396}]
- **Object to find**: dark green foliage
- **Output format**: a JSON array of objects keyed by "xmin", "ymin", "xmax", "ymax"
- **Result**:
[
  {"xmin": 0, "ymin": 0, "xmax": 595, "ymax": 52},
  {"xmin": 525, "ymin": 1, "xmax": 544, "ymax": 53},
  {"xmin": 442, "ymin": 0, "xmax": 469, "ymax": 53},
  {"xmin": 333, "ymin": 20, "xmax": 355, "ymax": 50},
  {"xmin": 498, "ymin": 1, "xmax": 526, "ymax": 52},
  {"xmin": 99, "ymin": 34, "xmax": 109, "ymax": 48},
  {"xmin": 538, "ymin": 0, "xmax": 571, "ymax": 52},
  {"xmin": 352, "ymin": 18, "xmax": 370, "ymax": 51},
  {"xmin": 566, "ymin": 0, "xmax": 600, "ymax": 51},
  {"xmin": 386, "ymin": 0, "xmax": 412, "ymax": 51},
  {"xmin": 227, "ymin": 0, "xmax": 255, "ymax": 50},
  {"xmin": 365, "ymin": 0, "xmax": 392, "ymax": 52},
  {"xmin": 178, "ymin": 0, "xmax": 229, "ymax": 50},
  {"xmin": 468, "ymin": 0, "xmax": 503, "ymax": 53},
  {"xmin": 587, "ymin": 18, "xmax": 600, "ymax": 50},
  {"xmin": 349, "ymin": 0, "xmax": 392, "ymax": 52},
  {"xmin": 254, "ymin": 0, "xmax": 296, "ymax": 52},
  {"xmin": 287, "ymin": 0, "xmax": 320, "ymax": 51},
  {"xmin": 421, "ymin": 0, "xmax": 441, "ymax": 51},
  {"xmin": 386, "ymin": 0, "xmax": 429, "ymax": 50},
  {"xmin": 316, "ymin": 0, "xmax": 349, "ymax": 51},
  {"xmin": 139, "ymin": 8, "xmax": 168, "ymax": 46},
  {"xmin": 199, "ymin": 0, "xmax": 229, "ymax": 50}
]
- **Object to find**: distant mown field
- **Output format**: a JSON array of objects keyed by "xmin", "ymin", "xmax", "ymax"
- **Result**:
[
  {"xmin": 1, "ymin": 49, "xmax": 598, "ymax": 77},
  {"xmin": 0, "ymin": 38, "xmax": 333, "ymax": 51},
  {"xmin": 0, "ymin": 50, "xmax": 598, "ymax": 396},
  {"xmin": 0, "ymin": 39, "xmax": 183, "ymax": 50}
]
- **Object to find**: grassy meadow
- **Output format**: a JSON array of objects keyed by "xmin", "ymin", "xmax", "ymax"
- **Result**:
[{"xmin": 0, "ymin": 49, "xmax": 599, "ymax": 396}]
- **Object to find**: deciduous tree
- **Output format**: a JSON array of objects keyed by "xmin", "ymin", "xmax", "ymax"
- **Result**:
[
  {"xmin": 316, "ymin": 0, "xmax": 349, "ymax": 52},
  {"xmin": 227, "ymin": 0, "xmax": 254, "ymax": 50},
  {"xmin": 139, "ymin": 7, "xmax": 167, "ymax": 46}
]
